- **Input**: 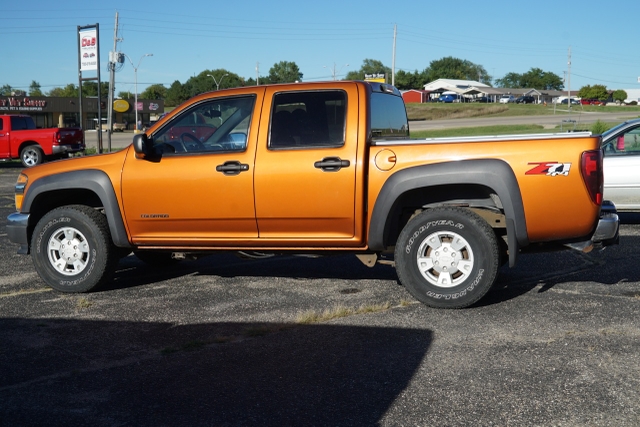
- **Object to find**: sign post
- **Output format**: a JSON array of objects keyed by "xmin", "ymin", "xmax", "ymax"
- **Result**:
[{"xmin": 77, "ymin": 24, "xmax": 102, "ymax": 153}]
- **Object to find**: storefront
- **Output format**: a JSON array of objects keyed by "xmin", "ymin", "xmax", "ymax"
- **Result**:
[{"xmin": 0, "ymin": 96, "xmax": 164, "ymax": 130}]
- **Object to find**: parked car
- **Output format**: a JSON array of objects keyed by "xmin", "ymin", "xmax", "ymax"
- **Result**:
[
  {"xmin": 474, "ymin": 96, "xmax": 493, "ymax": 103},
  {"xmin": 560, "ymin": 98, "xmax": 580, "ymax": 105},
  {"xmin": 601, "ymin": 119, "xmax": 640, "ymax": 211},
  {"xmin": 581, "ymin": 98, "xmax": 605, "ymax": 106},
  {"xmin": 438, "ymin": 94, "xmax": 458, "ymax": 103},
  {"xmin": 499, "ymin": 95, "xmax": 515, "ymax": 104},
  {"xmin": 515, "ymin": 96, "xmax": 535, "ymax": 104}
]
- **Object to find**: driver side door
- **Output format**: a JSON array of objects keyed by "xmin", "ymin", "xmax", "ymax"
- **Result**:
[{"xmin": 121, "ymin": 91, "xmax": 264, "ymax": 245}]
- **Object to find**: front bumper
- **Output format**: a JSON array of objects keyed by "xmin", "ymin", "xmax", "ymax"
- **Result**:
[{"xmin": 7, "ymin": 212, "xmax": 30, "ymax": 254}]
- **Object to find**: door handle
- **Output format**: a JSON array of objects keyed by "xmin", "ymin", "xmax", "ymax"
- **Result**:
[
  {"xmin": 314, "ymin": 157, "xmax": 350, "ymax": 172},
  {"xmin": 216, "ymin": 161, "xmax": 249, "ymax": 176}
]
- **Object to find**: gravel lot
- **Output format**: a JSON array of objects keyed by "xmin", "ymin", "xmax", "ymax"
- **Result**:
[{"xmin": 1, "ymin": 160, "xmax": 639, "ymax": 426}]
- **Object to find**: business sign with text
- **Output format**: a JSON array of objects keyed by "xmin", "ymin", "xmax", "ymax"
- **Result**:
[{"xmin": 79, "ymin": 29, "xmax": 98, "ymax": 71}]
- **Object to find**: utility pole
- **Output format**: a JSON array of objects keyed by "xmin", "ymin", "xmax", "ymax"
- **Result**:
[
  {"xmin": 391, "ymin": 24, "xmax": 397, "ymax": 86},
  {"xmin": 567, "ymin": 46, "xmax": 572, "ymax": 111},
  {"xmin": 256, "ymin": 62, "xmax": 259, "ymax": 86},
  {"xmin": 107, "ymin": 11, "xmax": 121, "ymax": 152}
]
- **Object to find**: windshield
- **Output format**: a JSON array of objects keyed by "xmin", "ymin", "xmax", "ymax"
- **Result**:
[{"xmin": 602, "ymin": 121, "xmax": 633, "ymax": 138}]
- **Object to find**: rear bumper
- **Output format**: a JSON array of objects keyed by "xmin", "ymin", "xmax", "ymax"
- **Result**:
[
  {"xmin": 592, "ymin": 201, "xmax": 619, "ymax": 247},
  {"xmin": 565, "ymin": 201, "xmax": 619, "ymax": 253},
  {"xmin": 52, "ymin": 143, "xmax": 85, "ymax": 155}
]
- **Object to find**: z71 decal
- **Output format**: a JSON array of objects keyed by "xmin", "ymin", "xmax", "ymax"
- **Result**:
[{"xmin": 526, "ymin": 162, "xmax": 572, "ymax": 176}]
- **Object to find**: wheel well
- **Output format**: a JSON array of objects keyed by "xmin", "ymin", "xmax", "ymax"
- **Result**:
[
  {"xmin": 27, "ymin": 189, "xmax": 103, "ymax": 243},
  {"xmin": 382, "ymin": 184, "xmax": 505, "ymax": 250},
  {"xmin": 18, "ymin": 141, "xmax": 41, "ymax": 155}
]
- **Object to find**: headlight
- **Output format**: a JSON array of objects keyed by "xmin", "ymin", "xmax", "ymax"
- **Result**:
[{"xmin": 15, "ymin": 173, "xmax": 27, "ymax": 211}]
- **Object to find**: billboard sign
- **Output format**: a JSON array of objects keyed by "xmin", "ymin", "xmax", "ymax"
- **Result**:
[
  {"xmin": 79, "ymin": 29, "xmax": 98, "ymax": 71},
  {"xmin": 365, "ymin": 73, "xmax": 386, "ymax": 83}
]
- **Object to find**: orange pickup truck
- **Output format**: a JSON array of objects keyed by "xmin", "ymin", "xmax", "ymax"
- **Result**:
[
  {"xmin": 0, "ymin": 114, "xmax": 85, "ymax": 167},
  {"xmin": 6, "ymin": 81, "xmax": 619, "ymax": 308}
]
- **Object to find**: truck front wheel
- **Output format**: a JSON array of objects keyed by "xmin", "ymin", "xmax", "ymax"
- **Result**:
[
  {"xmin": 31, "ymin": 205, "xmax": 119, "ymax": 293},
  {"xmin": 394, "ymin": 207, "xmax": 500, "ymax": 309},
  {"xmin": 20, "ymin": 145, "xmax": 44, "ymax": 168}
]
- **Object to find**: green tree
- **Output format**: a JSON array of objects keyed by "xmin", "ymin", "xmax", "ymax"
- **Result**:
[
  {"xmin": 164, "ymin": 80, "xmax": 188, "ymax": 107},
  {"xmin": 118, "ymin": 91, "xmax": 134, "ymax": 99},
  {"xmin": 0, "ymin": 84, "xmax": 14, "ymax": 96},
  {"xmin": 578, "ymin": 84, "xmax": 608, "ymax": 101},
  {"xmin": 28, "ymin": 81, "xmax": 43, "ymax": 97},
  {"xmin": 47, "ymin": 84, "xmax": 78, "ymax": 97},
  {"xmin": 345, "ymin": 59, "xmax": 392, "ymax": 81},
  {"xmin": 81, "ymin": 81, "xmax": 109, "ymax": 98},
  {"xmin": 494, "ymin": 72, "xmax": 521, "ymax": 88},
  {"xmin": 496, "ymin": 68, "xmax": 563, "ymax": 90},
  {"xmin": 422, "ymin": 57, "xmax": 491, "ymax": 85},
  {"xmin": 612, "ymin": 89, "xmax": 628, "ymax": 103},
  {"xmin": 140, "ymin": 84, "xmax": 167, "ymax": 100},
  {"xmin": 520, "ymin": 68, "xmax": 563, "ymax": 90},
  {"xmin": 179, "ymin": 69, "xmax": 244, "ymax": 100},
  {"xmin": 393, "ymin": 69, "xmax": 426, "ymax": 90},
  {"xmin": 268, "ymin": 61, "xmax": 303, "ymax": 83}
]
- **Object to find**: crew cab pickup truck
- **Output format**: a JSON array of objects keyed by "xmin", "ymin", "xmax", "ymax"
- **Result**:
[
  {"xmin": 6, "ymin": 81, "xmax": 619, "ymax": 308},
  {"xmin": 0, "ymin": 115, "xmax": 85, "ymax": 167}
]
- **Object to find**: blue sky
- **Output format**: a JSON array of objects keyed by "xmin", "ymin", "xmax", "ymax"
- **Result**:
[{"xmin": 2, "ymin": 0, "xmax": 639, "ymax": 95}]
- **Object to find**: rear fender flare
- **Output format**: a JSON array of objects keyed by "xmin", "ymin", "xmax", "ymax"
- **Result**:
[{"xmin": 368, "ymin": 159, "xmax": 528, "ymax": 266}]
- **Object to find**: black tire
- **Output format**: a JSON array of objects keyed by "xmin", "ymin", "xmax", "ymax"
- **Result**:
[
  {"xmin": 31, "ymin": 205, "xmax": 119, "ymax": 293},
  {"xmin": 133, "ymin": 250, "xmax": 179, "ymax": 266},
  {"xmin": 20, "ymin": 145, "xmax": 44, "ymax": 168},
  {"xmin": 394, "ymin": 207, "xmax": 500, "ymax": 309}
]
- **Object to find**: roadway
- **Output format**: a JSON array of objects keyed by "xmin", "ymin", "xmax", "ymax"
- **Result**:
[
  {"xmin": 90, "ymin": 109, "xmax": 640, "ymax": 151},
  {"xmin": 409, "ymin": 109, "xmax": 639, "ymax": 131}
]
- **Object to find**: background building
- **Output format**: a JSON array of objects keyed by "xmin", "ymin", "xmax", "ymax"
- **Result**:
[{"xmin": 0, "ymin": 95, "xmax": 164, "ymax": 130}]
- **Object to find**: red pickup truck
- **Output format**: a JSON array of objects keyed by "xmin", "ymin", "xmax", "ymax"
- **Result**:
[{"xmin": 0, "ymin": 115, "xmax": 85, "ymax": 167}]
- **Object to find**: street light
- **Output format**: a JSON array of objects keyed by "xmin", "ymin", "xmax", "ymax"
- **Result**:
[
  {"xmin": 323, "ymin": 63, "xmax": 349, "ymax": 81},
  {"xmin": 207, "ymin": 73, "xmax": 229, "ymax": 90},
  {"xmin": 123, "ymin": 53, "xmax": 153, "ymax": 133}
]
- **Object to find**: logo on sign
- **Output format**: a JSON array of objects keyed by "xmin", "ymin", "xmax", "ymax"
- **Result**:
[{"xmin": 81, "ymin": 37, "xmax": 96, "ymax": 47}]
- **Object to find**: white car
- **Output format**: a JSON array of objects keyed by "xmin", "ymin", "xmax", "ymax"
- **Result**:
[
  {"xmin": 499, "ymin": 95, "xmax": 515, "ymax": 104},
  {"xmin": 602, "ymin": 119, "xmax": 640, "ymax": 211}
]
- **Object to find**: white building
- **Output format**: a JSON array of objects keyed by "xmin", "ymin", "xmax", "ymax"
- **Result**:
[
  {"xmin": 623, "ymin": 89, "xmax": 640, "ymax": 104},
  {"xmin": 423, "ymin": 78, "xmax": 489, "ymax": 93}
]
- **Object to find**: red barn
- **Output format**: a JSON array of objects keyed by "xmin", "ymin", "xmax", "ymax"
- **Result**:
[{"xmin": 402, "ymin": 89, "xmax": 430, "ymax": 104}]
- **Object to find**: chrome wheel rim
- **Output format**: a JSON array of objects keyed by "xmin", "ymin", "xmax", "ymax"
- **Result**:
[
  {"xmin": 47, "ymin": 227, "xmax": 91, "ymax": 276},
  {"xmin": 416, "ymin": 231, "xmax": 474, "ymax": 288},
  {"xmin": 22, "ymin": 149, "xmax": 39, "ymax": 166}
]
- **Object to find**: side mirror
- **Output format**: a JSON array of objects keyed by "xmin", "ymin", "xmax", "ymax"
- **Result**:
[{"xmin": 132, "ymin": 133, "xmax": 152, "ymax": 158}]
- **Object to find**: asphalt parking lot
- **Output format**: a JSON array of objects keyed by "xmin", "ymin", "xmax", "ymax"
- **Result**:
[{"xmin": 1, "ymin": 160, "xmax": 640, "ymax": 426}]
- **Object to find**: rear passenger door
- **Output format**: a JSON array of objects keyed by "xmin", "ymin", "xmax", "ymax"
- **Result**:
[{"xmin": 253, "ymin": 84, "xmax": 360, "ymax": 242}]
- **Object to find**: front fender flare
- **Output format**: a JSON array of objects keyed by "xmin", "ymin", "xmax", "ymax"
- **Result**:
[{"xmin": 22, "ymin": 169, "xmax": 130, "ymax": 247}]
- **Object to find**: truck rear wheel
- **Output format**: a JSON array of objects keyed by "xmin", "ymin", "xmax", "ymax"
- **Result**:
[
  {"xmin": 394, "ymin": 207, "xmax": 500, "ymax": 309},
  {"xmin": 31, "ymin": 205, "xmax": 119, "ymax": 293},
  {"xmin": 20, "ymin": 144, "xmax": 44, "ymax": 168}
]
